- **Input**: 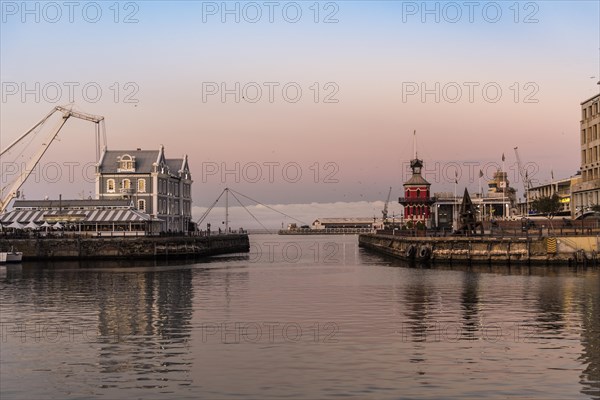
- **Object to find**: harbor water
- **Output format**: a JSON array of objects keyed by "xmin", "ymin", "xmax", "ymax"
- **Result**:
[{"xmin": 1, "ymin": 235, "xmax": 598, "ymax": 399}]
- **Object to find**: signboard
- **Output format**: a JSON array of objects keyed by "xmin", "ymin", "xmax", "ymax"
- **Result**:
[{"xmin": 43, "ymin": 214, "xmax": 86, "ymax": 223}]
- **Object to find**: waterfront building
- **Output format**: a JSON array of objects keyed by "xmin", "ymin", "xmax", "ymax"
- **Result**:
[
  {"xmin": 485, "ymin": 170, "xmax": 517, "ymax": 217},
  {"xmin": 571, "ymin": 92, "xmax": 600, "ymax": 218},
  {"xmin": 516, "ymin": 175, "xmax": 579, "ymax": 217},
  {"xmin": 0, "ymin": 199, "xmax": 161, "ymax": 236},
  {"xmin": 398, "ymin": 151, "xmax": 434, "ymax": 228},
  {"xmin": 95, "ymin": 146, "xmax": 193, "ymax": 232},
  {"xmin": 432, "ymin": 170, "xmax": 516, "ymax": 229},
  {"xmin": 312, "ymin": 218, "xmax": 381, "ymax": 232}
]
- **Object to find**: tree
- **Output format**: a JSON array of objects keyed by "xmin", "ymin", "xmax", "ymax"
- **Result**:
[{"xmin": 531, "ymin": 194, "xmax": 561, "ymax": 228}]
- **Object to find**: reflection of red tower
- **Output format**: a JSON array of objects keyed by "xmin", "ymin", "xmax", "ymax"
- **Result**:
[{"xmin": 399, "ymin": 132, "xmax": 434, "ymax": 226}]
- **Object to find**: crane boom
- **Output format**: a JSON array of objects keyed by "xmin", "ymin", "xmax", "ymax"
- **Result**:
[
  {"xmin": 513, "ymin": 147, "xmax": 532, "ymax": 195},
  {"xmin": 382, "ymin": 186, "xmax": 392, "ymax": 221},
  {"xmin": 514, "ymin": 146, "xmax": 532, "ymax": 215},
  {"xmin": 0, "ymin": 105, "xmax": 107, "ymax": 214}
]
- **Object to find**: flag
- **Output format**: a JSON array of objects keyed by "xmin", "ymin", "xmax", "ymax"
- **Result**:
[
  {"xmin": 479, "ymin": 169, "xmax": 484, "ymax": 178},
  {"xmin": 502, "ymin": 153, "xmax": 505, "ymax": 162},
  {"xmin": 551, "ymin": 170, "xmax": 554, "ymax": 180},
  {"xmin": 454, "ymin": 170, "xmax": 458, "ymax": 184}
]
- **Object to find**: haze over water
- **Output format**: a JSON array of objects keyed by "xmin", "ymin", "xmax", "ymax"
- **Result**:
[{"xmin": 0, "ymin": 235, "xmax": 598, "ymax": 399}]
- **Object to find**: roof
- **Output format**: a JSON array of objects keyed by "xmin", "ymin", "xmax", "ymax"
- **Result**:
[
  {"xmin": 166, "ymin": 158, "xmax": 183, "ymax": 173},
  {"xmin": 99, "ymin": 149, "xmax": 159, "ymax": 173},
  {"xmin": 404, "ymin": 174, "xmax": 430, "ymax": 186},
  {"xmin": 13, "ymin": 199, "xmax": 131, "ymax": 209},
  {"xmin": 0, "ymin": 208, "xmax": 153, "ymax": 224},
  {"xmin": 580, "ymin": 92, "xmax": 600, "ymax": 105}
]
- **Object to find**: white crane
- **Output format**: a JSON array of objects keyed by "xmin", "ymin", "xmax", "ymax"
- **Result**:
[
  {"xmin": 0, "ymin": 105, "xmax": 106, "ymax": 214},
  {"xmin": 514, "ymin": 146, "xmax": 532, "ymax": 215},
  {"xmin": 382, "ymin": 186, "xmax": 392, "ymax": 222}
]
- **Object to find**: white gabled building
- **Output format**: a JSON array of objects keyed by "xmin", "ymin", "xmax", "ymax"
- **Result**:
[{"xmin": 95, "ymin": 145, "xmax": 193, "ymax": 232}]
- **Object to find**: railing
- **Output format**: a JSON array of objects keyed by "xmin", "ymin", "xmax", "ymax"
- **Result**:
[{"xmin": 398, "ymin": 197, "xmax": 437, "ymax": 204}]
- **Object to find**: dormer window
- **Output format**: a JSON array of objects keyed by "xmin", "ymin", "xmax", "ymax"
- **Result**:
[{"xmin": 117, "ymin": 154, "xmax": 136, "ymax": 172}]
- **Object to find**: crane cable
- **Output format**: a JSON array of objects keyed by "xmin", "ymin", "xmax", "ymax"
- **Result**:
[
  {"xmin": 228, "ymin": 188, "xmax": 310, "ymax": 226},
  {"xmin": 196, "ymin": 188, "xmax": 226, "ymax": 226},
  {"xmin": 195, "ymin": 188, "xmax": 310, "ymax": 229},
  {"xmin": 228, "ymin": 190, "xmax": 272, "ymax": 234}
]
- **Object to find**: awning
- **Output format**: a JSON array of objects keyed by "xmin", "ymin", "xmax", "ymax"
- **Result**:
[{"xmin": 0, "ymin": 208, "xmax": 153, "ymax": 224}]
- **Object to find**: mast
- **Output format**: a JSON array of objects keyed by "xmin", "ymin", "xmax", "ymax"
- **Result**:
[
  {"xmin": 225, "ymin": 187, "xmax": 229, "ymax": 234},
  {"xmin": 413, "ymin": 130, "xmax": 417, "ymax": 159}
]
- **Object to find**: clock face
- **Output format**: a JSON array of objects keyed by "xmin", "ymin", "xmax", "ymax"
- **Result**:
[{"xmin": 414, "ymin": 167, "xmax": 421, "ymax": 174}]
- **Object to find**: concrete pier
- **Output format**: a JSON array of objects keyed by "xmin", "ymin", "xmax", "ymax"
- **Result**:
[
  {"xmin": 358, "ymin": 234, "xmax": 599, "ymax": 265},
  {"xmin": 0, "ymin": 234, "xmax": 249, "ymax": 261}
]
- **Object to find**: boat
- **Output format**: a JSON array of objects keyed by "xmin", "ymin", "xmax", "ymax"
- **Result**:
[{"xmin": 0, "ymin": 248, "xmax": 23, "ymax": 263}]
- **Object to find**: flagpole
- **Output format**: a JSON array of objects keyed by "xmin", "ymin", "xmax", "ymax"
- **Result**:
[
  {"xmin": 525, "ymin": 170, "xmax": 529, "ymax": 216},
  {"xmin": 454, "ymin": 172, "xmax": 458, "ymax": 231},
  {"xmin": 502, "ymin": 153, "xmax": 506, "ymax": 220}
]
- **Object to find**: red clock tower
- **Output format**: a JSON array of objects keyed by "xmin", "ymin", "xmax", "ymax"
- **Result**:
[{"xmin": 399, "ymin": 132, "xmax": 434, "ymax": 227}]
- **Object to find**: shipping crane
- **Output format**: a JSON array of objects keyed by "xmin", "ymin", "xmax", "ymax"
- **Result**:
[
  {"xmin": 0, "ymin": 105, "xmax": 106, "ymax": 214},
  {"xmin": 514, "ymin": 146, "xmax": 532, "ymax": 214},
  {"xmin": 382, "ymin": 186, "xmax": 392, "ymax": 222}
]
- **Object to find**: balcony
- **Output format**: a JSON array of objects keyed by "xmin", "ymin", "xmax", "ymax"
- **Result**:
[
  {"xmin": 120, "ymin": 188, "xmax": 135, "ymax": 195},
  {"xmin": 398, "ymin": 197, "xmax": 437, "ymax": 204}
]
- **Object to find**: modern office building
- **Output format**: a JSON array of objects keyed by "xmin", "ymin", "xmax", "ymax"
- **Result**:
[{"xmin": 571, "ymin": 91, "xmax": 600, "ymax": 218}]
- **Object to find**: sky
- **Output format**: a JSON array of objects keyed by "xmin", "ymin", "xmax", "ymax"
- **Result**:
[{"xmin": 1, "ymin": 0, "xmax": 599, "ymax": 229}]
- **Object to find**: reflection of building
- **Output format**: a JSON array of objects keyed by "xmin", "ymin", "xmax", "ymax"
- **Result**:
[
  {"xmin": 580, "ymin": 274, "xmax": 600, "ymax": 397},
  {"xmin": 96, "ymin": 146, "xmax": 193, "ymax": 232},
  {"xmin": 96, "ymin": 267, "xmax": 194, "ymax": 385},
  {"xmin": 571, "ymin": 92, "xmax": 600, "ymax": 217}
]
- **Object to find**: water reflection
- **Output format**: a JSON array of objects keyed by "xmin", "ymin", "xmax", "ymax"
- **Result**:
[
  {"xmin": 402, "ymin": 271, "xmax": 435, "ymax": 344},
  {"xmin": 0, "ymin": 261, "xmax": 198, "ymax": 396},
  {"xmin": 460, "ymin": 270, "xmax": 480, "ymax": 340},
  {"xmin": 1, "ymin": 237, "xmax": 598, "ymax": 400},
  {"xmin": 580, "ymin": 274, "xmax": 600, "ymax": 398},
  {"xmin": 96, "ymin": 269, "xmax": 194, "ymax": 386}
]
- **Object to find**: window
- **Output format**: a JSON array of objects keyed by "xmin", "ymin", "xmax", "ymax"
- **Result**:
[
  {"xmin": 138, "ymin": 199, "xmax": 146, "ymax": 212},
  {"xmin": 121, "ymin": 179, "xmax": 131, "ymax": 190},
  {"xmin": 138, "ymin": 179, "xmax": 146, "ymax": 193},
  {"xmin": 107, "ymin": 179, "xmax": 115, "ymax": 193},
  {"xmin": 118, "ymin": 154, "xmax": 135, "ymax": 172},
  {"xmin": 416, "ymin": 189, "xmax": 421, "ymax": 198}
]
